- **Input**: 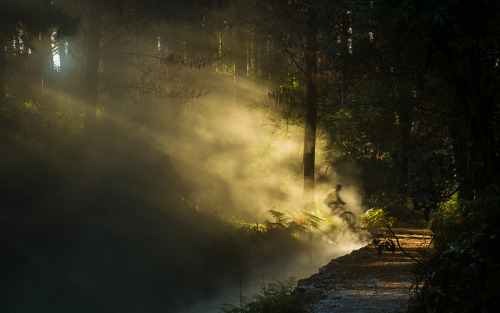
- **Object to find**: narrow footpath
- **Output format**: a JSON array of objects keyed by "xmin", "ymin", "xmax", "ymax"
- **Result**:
[{"xmin": 295, "ymin": 228, "xmax": 432, "ymax": 313}]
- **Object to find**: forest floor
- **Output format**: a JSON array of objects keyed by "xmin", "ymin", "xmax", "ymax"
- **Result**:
[{"xmin": 294, "ymin": 228, "xmax": 432, "ymax": 313}]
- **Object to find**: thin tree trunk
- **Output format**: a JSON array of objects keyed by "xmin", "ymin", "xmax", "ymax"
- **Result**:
[
  {"xmin": 0, "ymin": 30, "xmax": 5, "ymax": 100},
  {"xmin": 84, "ymin": 0, "xmax": 102, "ymax": 130},
  {"xmin": 234, "ymin": 25, "xmax": 247, "ymax": 78},
  {"xmin": 58, "ymin": 38, "xmax": 67, "ymax": 74},
  {"xmin": 41, "ymin": 33, "xmax": 53, "ymax": 98},
  {"xmin": 302, "ymin": 12, "xmax": 318, "ymax": 210},
  {"xmin": 398, "ymin": 106, "xmax": 411, "ymax": 195},
  {"xmin": 233, "ymin": 24, "xmax": 247, "ymax": 105},
  {"xmin": 303, "ymin": 73, "xmax": 318, "ymax": 209}
]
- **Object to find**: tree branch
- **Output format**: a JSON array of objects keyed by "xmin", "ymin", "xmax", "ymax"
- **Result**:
[{"xmin": 387, "ymin": 226, "xmax": 424, "ymax": 265}]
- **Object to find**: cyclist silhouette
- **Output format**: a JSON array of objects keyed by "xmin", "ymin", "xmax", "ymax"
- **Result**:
[
  {"xmin": 323, "ymin": 184, "xmax": 356, "ymax": 226},
  {"xmin": 323, "ymin": 184, "xmax": 345, "ymax": 208}
]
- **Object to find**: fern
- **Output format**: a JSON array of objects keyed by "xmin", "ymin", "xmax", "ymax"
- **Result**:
[
  {"xmin": 267, "ymin": 209, "xmax": 290, "ymax": 224},
  {"xmin": 302, "ymin": 211, "xmax": 324, "ymax": 229},
  {"xmin": 220, "ymin": 277, "xmax": 306, "ymax": 313},
  {"xmin": 360, "ymin": 208, "xmax": 398, "ymax": 228}
]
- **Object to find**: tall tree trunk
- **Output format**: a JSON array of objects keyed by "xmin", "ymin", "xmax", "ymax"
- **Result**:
[
  {"xmin": 398, "ymin": 105, "xmax": 411, "ymax": 195},
  {"xmin": 233, "ymin": 24, "xmax": 247, "ymax": 106},
  {"xmin": 453, "ymin": 136, "xmax": 474, "ymax": 201},
  {"xmin": 84, "ymin": 0, "xmax": 102, "ymax": 130},
  {"xmin": 58, "ymin": 38, "xmax": 67, "ymax": 75},
  {"xmin": 302, "ymin": 12, "xmax": 318, "ymax": 210},
  {"xmin": 447, "ymin": 50, "xmax": 500, "ymax": 195},
  {"xmin": 40, "ymin": 33, "xmax": 54, "ymax": 98},
  {"xmin": 0, "ymin": 29, "xmax": 5, "ymax": 100},
  {"xmin": 234, "ymin": 25, "xmax": 247, "ymax": 78}
]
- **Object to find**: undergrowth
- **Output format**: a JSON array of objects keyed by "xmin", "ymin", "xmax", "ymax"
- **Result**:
[
  {"xmin": 361, "ymin": 192, "xmax": 417, "ymax": 227},
  {"xmin": 359, "ymin": 207, "xmax": 398, "ymax": 228},
  {"xmin": 220, "ymin": 277, "xmax": 306, "ymax": 313},
  {"xmin": 408, "ymin": 197, "xmax": 500, "ymax": 313}
]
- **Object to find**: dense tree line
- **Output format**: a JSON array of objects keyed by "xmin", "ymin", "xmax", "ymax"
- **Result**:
[{"xmin": 1, "ymin": 0, "xmax": 499, "ymax": 312}]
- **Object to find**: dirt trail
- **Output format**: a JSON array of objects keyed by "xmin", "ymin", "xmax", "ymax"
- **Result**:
[{"xmin": 295, "ymin": 228, "xmax": 432, "ymax": 313}]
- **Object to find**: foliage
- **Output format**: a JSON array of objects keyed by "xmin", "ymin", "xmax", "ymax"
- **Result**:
[
  {"xmin": 364, "ymin": 192, "xmax": 418, "ymax": 225},
  {"xmin": 186, "ymin": 208, "xmax": 324, "ymax": 292},
  {"xmin": 302, "ymin": 211, "xmax": 324, "ymax": 230},
  {"xmin": 0, "ymin": 0, "xmax": 77, "ymax": 38},
  {"xmin": 399, "ymin": 0, "xmax": 500, "ymax": 193},
  {"xmin": 429, "ymin": 194, "xmax": 460, "ymax": 223},
  {"xmin": 1, "ymin": 0, "xmax": 498, "ymax": 312},
  {"xmin": 408, "ymin": 197, "xmax": 500, "ymax": 313},
  {"xmin": 404, "ymin": 139, "xmax": 457, "ymax": 219},
  {"xmin": 220, "ymin": 277, "xmax": 306, "ymax": 313},
  {"xmin": 264, "ymin": 209, "xmax": 323, "ymax": 234},
  {"xmin": 395, "ymin": 1, "xmax": 500, "ymax": 310},
  {"xmin": 360, "ymin": 208, "xmax": 398, "ymax": 228},
  {"xmin": 372, "ymin": 237, "xmax": 396, "ymax": 258}
]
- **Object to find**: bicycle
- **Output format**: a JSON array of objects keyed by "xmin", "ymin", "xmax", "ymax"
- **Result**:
[{"xmin": 327, "ymin": 202, "xmax": 357, "ymax": 227}]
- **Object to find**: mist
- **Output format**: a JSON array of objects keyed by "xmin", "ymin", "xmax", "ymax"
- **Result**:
[
  {"xmin": 1, "ymin": 71, "xmax": 370, "ymax": 313},
  {"xmin": 149, "ymin": 72, "xmax": 372, "ymax": 311},
  {"xmin": 155, "ymin": 73, "xmax": 367, "ymax": 221},
  {"xmin": 1, "ymin": 13, "xmax": 371, "ymax": 313}
]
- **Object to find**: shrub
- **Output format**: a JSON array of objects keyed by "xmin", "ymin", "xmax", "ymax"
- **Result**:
[
  {"xmin": 408, "ymin": 197, "xmax": 500, "ymax": 313},
  {"xmin": 360, "ymin": 207, "xmax": 398, "ymax": 228},
  {"xmin": 220, "ymin": 277, "xmax": 306, "ymax": 313}
]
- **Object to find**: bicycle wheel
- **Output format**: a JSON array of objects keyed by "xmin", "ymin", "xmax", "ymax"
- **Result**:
[{"xmin": 339, "ymin": 211, "xmax": 356, "ymax": 226}]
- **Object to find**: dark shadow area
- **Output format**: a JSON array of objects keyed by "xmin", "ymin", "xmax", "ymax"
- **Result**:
[{"xmin": 0, "ymin": 99, "xmax": 310, "ymax": 312}]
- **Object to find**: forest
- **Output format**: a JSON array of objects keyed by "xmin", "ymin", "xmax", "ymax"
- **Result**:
[{"xmin": 1, "ymin": 0, "xmax": 499, "ymax": 312}]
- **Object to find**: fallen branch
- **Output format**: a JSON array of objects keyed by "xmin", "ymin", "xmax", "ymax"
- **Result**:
[{"xmin": 387, "ymin": 226, "xmax": 424, "ymax": 265}]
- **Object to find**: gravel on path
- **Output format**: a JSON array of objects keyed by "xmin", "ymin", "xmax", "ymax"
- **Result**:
[{"xmin": 294, "ymin": 228, "xmax": 432, "ymax": 313}]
